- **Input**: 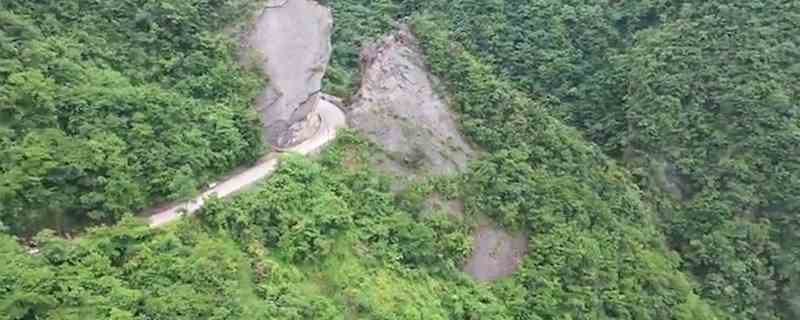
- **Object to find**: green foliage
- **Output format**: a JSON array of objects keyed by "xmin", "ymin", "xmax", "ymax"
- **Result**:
[
  {"xmin": 392, "ymin": 1, "xmax": 798, "ymax": 318},
  {"xmin": 325, "ymin": 6, "xmax": 799, "ymax": 313},
  {"xmin": 0, "ymin": 135, "xmax": 511, "ymax": 320},
  {"xmin": 1, "ymin": 219, "xmax": 270, "ymax": 319},
  {"xmin": 0, "ymin": 0, "xmax": 264, "ymax": 234},
  {"xmin": 412, "ymin": 15, "xmax": 728, "ymax": 319},
  {"xmin": 202, "ymin": 132, "xmax": 471, "ymax": 270},
  {"xmin": 0, "ymin": 234, "xmax": 57, "ymax": 319},
  {"xmin": 2, "ymin": 1, "xmax": 796, "ymax": 319},
  {"xmin": 203, "ymin": 154, "xmax": 354, "ymax": 262},
  {"xmin": 615, "ymin": 6, "xmax": 799, "ymax": 315}
]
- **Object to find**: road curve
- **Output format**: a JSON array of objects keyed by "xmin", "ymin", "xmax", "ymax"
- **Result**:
[{"xmin": 148, "ymin": 100, "xmax": 346, "ymax": 227}]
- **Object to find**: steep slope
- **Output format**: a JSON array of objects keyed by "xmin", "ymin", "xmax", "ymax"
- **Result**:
[
  {"xmin": 244, "ymin": 0, "xmax": 333, "ymax": 148},
  {"xmin": 347, "ymin": 25, "xmax": 528, "ymax": 281},
  {"xmin": 348, "ymin": 26, "xmax": 476, "ymax": 177},
  {"xmin": 415, "ymin": 2, "xmax": 800, "ymax": 317},
  {"xmin": 0, "ymin": 0, "xmax": 264, "ymax": 235},
  {"xmin": 412, "ymin": 15, "xmax": 726, "ymax": 319}
]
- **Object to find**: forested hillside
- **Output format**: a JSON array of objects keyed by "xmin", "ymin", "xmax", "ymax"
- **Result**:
[
  {"xmin": 323, "ymin": 0, "xmax": 799, "ymax": 318},
  {"xmin": 1, "ymin": 134, "xmax": 511, "ymax": 319},
  {"xmin": 1, "ymin": 0, "xmax": 798, "ymax": 319},
  {"xmin": 410, "ymin": 2, "xmax": 800, "ymax": 318},
  {"xmin": 0, "ymin": 0, "xmax": 264, "ymax": 235}
]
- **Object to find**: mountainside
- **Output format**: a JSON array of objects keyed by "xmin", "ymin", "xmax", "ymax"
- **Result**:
[
  {"xmin": 1, "ymin": 1, "xmax": 798, "ymax": 319},
  {"xmin": 0, "ymin": 0, "xmax": 264, "ymax": 235},
  {"xmin": 324, "ymin": 1, "xmax": 799, "ymax": 318},
  {"xmin": 410, "ymin": 2, "xmax": 800, "ymax": 318},
  {"xmin": 244, "ymin": 0, "xmax": 333, "ymax": 148},
  {"xmin": 348, "ymin": 26, "xmax": 476, "ymax": 177}
]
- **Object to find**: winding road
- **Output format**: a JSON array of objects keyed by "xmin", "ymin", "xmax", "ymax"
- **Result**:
[
  {"xmin": 149, "ymin": 99, "xmax": 345, "ymax": 227},
  {"xmin": 148, "ymin": 0, "xmax": 344, "ymax": 227}
]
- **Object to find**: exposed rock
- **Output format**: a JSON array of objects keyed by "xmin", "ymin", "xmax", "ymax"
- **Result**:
[
  {"xmin": 348, "ymin": 25, "xmax": 477, "ymax": 177},
  {"xmin": 244, "ymin": 0, "xmax": 333, "ymax": 147},
  {"xmin": 349, "ymin": 27, "xmax": 526, "ymax": 281},
  {"xmin": 463, "ymin": 217, "xmax": 528, "ymax": 281}
]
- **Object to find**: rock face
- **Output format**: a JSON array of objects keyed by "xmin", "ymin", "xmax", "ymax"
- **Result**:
[
  {"xmin": 349, "ymin": 26, "xmax": 476, "ymax": 176},
  {"xmin": 245, "ymin": 0, "xmax": 333, "ymax": 147},
  {"xmin": 350, "ymin": 27, "xmax": 525, "ymax": 281}
]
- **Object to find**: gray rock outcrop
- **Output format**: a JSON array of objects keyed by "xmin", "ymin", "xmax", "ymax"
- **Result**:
[
  {"xmin": 350, "ymin": 26, "xmax": 526, "ymax": 282},
  {"xmin": 348, "ymin": 26, "xmax": 476, "ymax": 176},
  {"xmin": 245, "ymin": 0, "xmax": 333, "ymax": 147}
]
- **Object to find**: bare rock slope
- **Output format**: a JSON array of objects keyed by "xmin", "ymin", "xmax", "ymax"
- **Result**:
[
  {"xmin": 245, "ymin": 0, "xmax": 333, "ymax": 147},
  {"xmin": 349, "ymin": 26, "xmax": 476, "ymax": 176},
  {"xmin": 351, "ymin": 27, "xmax": 526, "ymax": 281},
  {"xmin": 148, "ymin": 0, "xmax": 346, "ymax": 227}
]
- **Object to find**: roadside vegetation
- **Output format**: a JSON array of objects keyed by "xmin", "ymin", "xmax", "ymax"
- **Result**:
[
  {"xmin": 2, "ymin": 133, "xmax": 508, "ymax": 319},
  {"xmin": 0, "ymin": 0, "xmax": 265, "ymax": 235},
  {"xmin": 1, "ymin": 0, "xmax": 798, "ymax": 319}
]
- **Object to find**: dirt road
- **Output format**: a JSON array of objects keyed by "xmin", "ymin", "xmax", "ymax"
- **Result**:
[{"xmin": 149, "ymin": 100, "xmax": 345, "ymax": 227}]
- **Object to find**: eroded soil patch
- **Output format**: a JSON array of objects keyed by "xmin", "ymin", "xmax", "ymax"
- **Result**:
[{"xmin": 462, "ymin": 217, "xmax": 528, "ymax": 281}]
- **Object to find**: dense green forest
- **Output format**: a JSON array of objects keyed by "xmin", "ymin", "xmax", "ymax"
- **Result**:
[
  {"xmin": 324, "ymin": 0, "xmax": 799, "ymax": 318},
  {"xmin": 2, "ymin": 0, "xmax": 799, "ymax": 319},
  {"xmin": 2, "ymin": 134, "xmax": 509, "ymax": 319},
  {"xmin": 411, "ymin": 2, "xmax": 800, "ymax": 318},
  {"xmin": 0, "ymin": 0, "xmax": 264, "ymax": 235}
]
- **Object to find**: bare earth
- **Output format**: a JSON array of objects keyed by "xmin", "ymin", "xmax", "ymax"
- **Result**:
[
  {"xmin": 463, "ymin": 217, "xmax": 529, "ymax": 281},
  {"xmin": 152, "ymin": 2, "xmax": 527, "ymax": 281},
  {"xmin": 349, "ymin": 25, "xmax": 477, "ymax": 177},
  {"xmin": 348, "ymin": 26, "xmax": 528, "ymax": 281},
  {"xmin": 246, "ymin": 0, "xmax": 333, "ymax": 147}
]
